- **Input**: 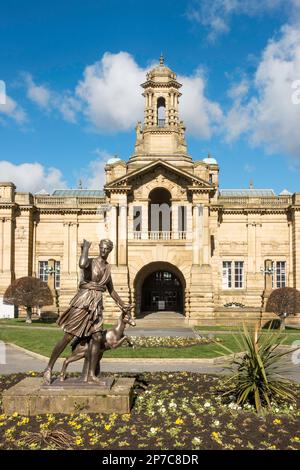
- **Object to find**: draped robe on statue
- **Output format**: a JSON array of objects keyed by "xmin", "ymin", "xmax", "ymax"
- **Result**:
[{"xmin": 57, "ymin": 258, "xmax": 111, "ymax": 338}]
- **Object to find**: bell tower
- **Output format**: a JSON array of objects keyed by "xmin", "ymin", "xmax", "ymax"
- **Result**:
[{"xmin": 129, "ymin": 55, "xmax": 192, "ymax": 170}]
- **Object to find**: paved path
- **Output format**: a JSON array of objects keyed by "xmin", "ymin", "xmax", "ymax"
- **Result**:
[{"xmin": 1, "ymin": 343, "xmax": 300, "ymax": 383}]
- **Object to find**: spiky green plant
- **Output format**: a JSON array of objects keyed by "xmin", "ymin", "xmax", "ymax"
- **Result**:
[{"xmin": 217, "ymin": 324, "xmax": 295, "ymax": 414}]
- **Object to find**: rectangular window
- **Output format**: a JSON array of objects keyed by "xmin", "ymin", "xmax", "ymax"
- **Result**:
[
  {"xmin": 222, "ymin": 261, "xmax": 244, "ymax": 289},
  {"xmin": 55, "ymin": 261, "xmax": 61, "ymax": 290},
  {"xmin": 273, "ymin": 261, "xmax": 286, "ymax": 288},
  {"xmin": 133, "ymin": 206, "xmax": 142, "ymax": 232},
  {"xmin": 234, "ymin": 261, "xmax": 244, "ymax": 288},
  {"xmin": 178, "ymin": 206, "xmax": 187, "ymax": 232},
  {"xmin": 222, "ymin": 261, "xmax": 232, "ymax": 289},
  {"xmin": 38, "ymin": 261, "xmax": 48, "ymax": 282}
]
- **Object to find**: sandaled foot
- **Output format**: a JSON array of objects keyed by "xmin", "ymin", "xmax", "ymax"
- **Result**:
[
  {"xmin": 87, "ymin": 375, "xmax": 106, "ymax": 386},
  {"xmin": 43, "ymin": 368, "xmax": 52, "ymax": 385}
]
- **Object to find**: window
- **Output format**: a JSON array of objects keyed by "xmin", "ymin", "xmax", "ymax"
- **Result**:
[
  {"xmin": 222, "ymin": 261, "xmax": 244, "ymax": 289},
  {"xmin": 38, "ymin": 260, "xmax": 61, "ymax": 289},
  {"xmin": 54, "ymin": 261, "xmax": 61, "ymax": 290},
  {"xmin": 39, "ymin": 261, "xmax": 48, "ymax": 282},
  {"xmin": 273, "ymin": 261, "xmax": 286, "ymax": 288},
  {"xmin": 133, "ymin": 206, "xmax": 142, "ymax": 232},
  {"xmin": 178, "ymin": 206, "xmax": 187, "ymax": 232}
]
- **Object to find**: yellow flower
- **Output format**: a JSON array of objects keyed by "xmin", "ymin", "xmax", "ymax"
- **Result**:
[
  {"xmin": 104, "ymin": 424, "xmax": 111, "ymax": 431},
  {"xmin": 122, "ymin": 414, "xmax": 131, "ymax": 422},
  {"xmin": 291, "ymin": 436, "xmax": 300, "ymax": 442},
  {"xmin": 12, "ymin": 412, "xmax": 18, "ymax": 418},
  {"xmin": 75, "ymin": 436, "xmax": 83, "ymax": 446},
  {"xmin": 273, "ymin": 419, "xmax": 281, "ymax": 425},
  {"xmin": 211, "ymin": 431, "xmax": 222, "ymax": 444},
  {"xmin": 175, "ymin": 418, "xmax": 184, "ymax": 425},
  {"xmin": 17, "ymin": 417, "xmax": 29, "ymax": 426}
]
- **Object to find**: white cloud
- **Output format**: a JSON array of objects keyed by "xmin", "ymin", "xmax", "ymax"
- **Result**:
[
  {"xmin": 24, "ymin": 73, "xmax": 81, "ymax": 123},
  {"xmin": 76, "ymin": 52, "xmax": 146, "ymax": 132},
  {"xmin": 0, "ymin": 95, "xmax": 27, "ymax": 125},
  {"xmin": 179, "ymin": 70, "xmax": 223, "ymax": 138},
  {"xmin": 24, "ymin": 73, "xmax": 50, "ymax": 108},
  {"xmin": 187, "ymin": 0, "xmax": 293, "ymax": 41},
  {"xmin": 224, "ymin": 22, "xmax": 300, "ymax": 157},
  {"xmin": 84, "ymin": 150, "xmax": 114, "ymax": 189},
  {"xmin": 76, "ymin": 51, "xmax": 221, "ymax": 138},
  {"xmin": 0, "ymin": 161, "xmax": 67, "ymax": 193}
]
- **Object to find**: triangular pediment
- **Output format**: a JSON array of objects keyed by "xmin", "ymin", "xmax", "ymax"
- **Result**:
[{"xmin": 104, "ymin": 159, "xmax": 213, "ymax": 191}]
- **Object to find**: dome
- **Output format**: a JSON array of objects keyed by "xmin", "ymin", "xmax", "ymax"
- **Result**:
[
  {"xmin": 203, "ymin": 154, "xmax": 218, "ymax": 165},
  {"xmin": 106, "ymin": 157, "xmax": 121, "ymax": 165},
  {"xmin": 146, "ymin": 55, "xmax": 177, "ymax": 81}
]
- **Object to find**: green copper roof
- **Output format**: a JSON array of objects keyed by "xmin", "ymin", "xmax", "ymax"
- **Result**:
[{"xmin": 52, "ymin": 189, "xmax": 105, "ymax": 197}]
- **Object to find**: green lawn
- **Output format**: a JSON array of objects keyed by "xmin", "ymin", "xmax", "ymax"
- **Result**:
[
  {"xmin": 0, "ymin": 326, "xmax": 298, "ymax": 359},
  {"xmin": 195, "ymin": 324, "xmax": 300, "ymax": 332}
]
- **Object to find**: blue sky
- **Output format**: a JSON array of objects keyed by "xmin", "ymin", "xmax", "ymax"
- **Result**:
[{"xmin": 0, "ymin": 0, "xmax": 300, "ymax": 194}]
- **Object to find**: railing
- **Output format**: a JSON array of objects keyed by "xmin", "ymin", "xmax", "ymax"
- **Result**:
[
  {"xmin": 34, "ymin": 196, "xmax": 105, "ymax": 207},
  {"xmin": 218, "ymin": 196, "xmax": 292, "ymax": 207},
  {"xmin": 132, "ymin": 231, "xmax": 188, "ymax": 240},
  {"xmin": 157, "ymin": 119, "xmax": 165, "ymax": 127}
]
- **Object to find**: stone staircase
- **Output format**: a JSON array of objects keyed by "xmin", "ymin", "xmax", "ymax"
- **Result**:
[{"xmin": 133, "ymin": 311, "xmax": 188, "ymax": 328}]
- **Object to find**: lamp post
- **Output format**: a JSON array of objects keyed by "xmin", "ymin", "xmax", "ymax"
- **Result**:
[{"xmin": 260, "ymin": 259, "xmax": 274, "ymax": 325}]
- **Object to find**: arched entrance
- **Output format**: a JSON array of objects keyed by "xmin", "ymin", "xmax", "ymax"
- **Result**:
[{"xmin": 134, "ymin": 262, "xmax": 185, "ymax": 316}]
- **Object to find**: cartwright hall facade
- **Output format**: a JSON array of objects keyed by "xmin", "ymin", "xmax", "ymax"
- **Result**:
[{"xmin": 1, "ymin": 58, "xmax": 300, "ymax": 325}]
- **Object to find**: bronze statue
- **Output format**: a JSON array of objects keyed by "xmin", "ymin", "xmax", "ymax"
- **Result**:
[
  {"xmin": 43, "ymin": 238, "xmax": 132, "ymax": 385},
  {"xmin": 60, "ymin": 309, "xmax": 136, "ymax": 381}
]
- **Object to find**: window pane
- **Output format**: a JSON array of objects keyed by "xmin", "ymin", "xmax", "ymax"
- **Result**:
[
  {"xmin": 38, "ymin": 261, "xmax": 48, "ymax": 283},
  {"xmin": 55, "ymin": 261, "xmax": 61, "ymax": 289},
  {"xmin": 222, "ymin": 261, "xmax": 232, "ymax": 289},
  {"xmin": 234, "ymin": 261, "xmax": 244, "ymax": 288}
]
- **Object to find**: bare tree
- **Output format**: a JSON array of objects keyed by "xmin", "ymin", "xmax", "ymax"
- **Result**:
[
  {"xmin": 4, "ymin": 277, "xmax": 53, "ymax": 323},
  {"xmin": 265, "ymin": 287, "xmax": 300, "ymax": 330}
]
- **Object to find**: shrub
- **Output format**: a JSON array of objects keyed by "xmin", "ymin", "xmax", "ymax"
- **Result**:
[{"xmin": 219, "ymin": 324, "xmax": 295, "ymax": 414}]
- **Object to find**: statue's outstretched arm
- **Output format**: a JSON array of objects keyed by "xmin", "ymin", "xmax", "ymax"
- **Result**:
[{"xmin": 79, "ymin": 239, "xmax": 91, "ymax": 269}]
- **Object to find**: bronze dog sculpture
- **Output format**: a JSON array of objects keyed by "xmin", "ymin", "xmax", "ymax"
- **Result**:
[{"xmin": 60, "ymin": 308, "xmax": 136, "ymax": 381}]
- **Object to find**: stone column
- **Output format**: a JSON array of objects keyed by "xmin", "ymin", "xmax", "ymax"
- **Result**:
[
  {"xmin": 59, "ymin": 219, "xmax": 78, "ymax": 311},
  {"xmin": 141, "ymin": 202, "xmax": 148, "ymax": 240},
  {"xmin": 109, "ymin": 205, "xmax": 118, "ymax": 265},
  {"xmin": 202, "ymin": 205, "xmax": 209, "ymax": 265},
  {"xmin": 171, "ymin": 203, "xmax": 178, "ymax": 239},
  {"xmin": 192, "ymin": 204, "xmax": 201, "ymax": 265},
  {"xmin": 0, "ymin": 216, "xmax": 15, "ymax": 290},
  {"xmin": 118, "ymin": 200, "xmax": 128, "ymax": 265}
]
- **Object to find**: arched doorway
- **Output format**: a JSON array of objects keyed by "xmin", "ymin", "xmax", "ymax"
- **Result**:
[{"xmin": 134, "ymin": 262, "xmax": 185, "ymax": 316}]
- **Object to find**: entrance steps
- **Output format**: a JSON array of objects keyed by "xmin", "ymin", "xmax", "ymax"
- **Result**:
[{"xmin": 134, "ymin": 311, "xmax": 187, "ymax": 328}]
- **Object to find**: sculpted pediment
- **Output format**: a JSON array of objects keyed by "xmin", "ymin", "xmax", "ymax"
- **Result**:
[{"xmin": 104, "ymin": 160, "xmax": 213, "ymax": 194}]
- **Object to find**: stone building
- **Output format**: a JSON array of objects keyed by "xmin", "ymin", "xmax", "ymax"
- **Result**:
[{"xmin": 1, "ymin": 57, "xmax": 299, "ymax": 324}]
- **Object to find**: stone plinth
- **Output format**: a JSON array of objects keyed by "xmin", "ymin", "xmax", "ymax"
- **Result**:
[{"xmin": 2, "ymin": 377, "xmax": 136, "ymax": 415}]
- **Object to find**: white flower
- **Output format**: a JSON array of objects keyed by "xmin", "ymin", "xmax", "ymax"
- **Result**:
[
  {"xmin": 150, "ymin": 427, "xmax": 158, "ymax": 435},
  {"xmin": 204, "ymin": 402, "xmax": 211, "ymax": 408},
  {"xmin": 213, "ymin": 420, "xmax": 220, "ymax": 427}
]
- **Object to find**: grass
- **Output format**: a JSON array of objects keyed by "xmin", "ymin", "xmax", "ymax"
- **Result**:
[
  {"xmin": 195, "ymin": 325, "xmax": 300, "ymax": 332},
  {"xmin": 0, "ymin": 318, "xmax": 113, "ymax": 329},
  {"xmin": 0, "ymin": 327, "xmax": 239, "ymax": 358},
  {"xmin": 0, "ymin": 325, "xmax": 298, "ymax": 358}
]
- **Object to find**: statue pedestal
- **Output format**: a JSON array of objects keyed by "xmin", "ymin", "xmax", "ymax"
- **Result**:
[{"xmin": 3, "ymin": 377, "xmax": 135, "ymax": 415}]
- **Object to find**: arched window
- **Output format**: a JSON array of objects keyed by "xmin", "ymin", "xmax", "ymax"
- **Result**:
[
  {"xmin": 157, "ymin": 97, "xmax": 166, "ymax": 127},
  {"xmin": 148, "ymin": 187, "xmax": 171, "ymax": 235}
]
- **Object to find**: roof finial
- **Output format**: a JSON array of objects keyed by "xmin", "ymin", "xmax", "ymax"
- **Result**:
[
  {"xmin": 78, "ymin": 179, "xmax": 83, "ymax": 190},
  {"xmin": 159, "ymin": 53, "xmax": 164, "ymax": 65},
  {"xmin": 249, "ymin": 179, "xmax": 254, "ymax": 190}
]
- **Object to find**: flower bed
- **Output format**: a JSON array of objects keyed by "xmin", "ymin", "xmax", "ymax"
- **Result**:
[
  {"xmin": 0, "ymin": 372, "xmax": 299, "ymax": 450},
  {"xmin": 124, "ymin": 336, "xmax": 222, "ymax": 348}
]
